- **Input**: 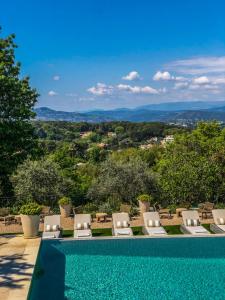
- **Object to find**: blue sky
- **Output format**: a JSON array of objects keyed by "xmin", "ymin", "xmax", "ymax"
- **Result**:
[{"xmin": 1, "ymin": 0, "xmax": 225, "ymax": 111}]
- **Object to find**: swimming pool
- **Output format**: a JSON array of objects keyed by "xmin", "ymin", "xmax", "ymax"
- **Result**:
[{"xmin": 29, "ymin": 237, "xmax": 225, "ymax": 300}]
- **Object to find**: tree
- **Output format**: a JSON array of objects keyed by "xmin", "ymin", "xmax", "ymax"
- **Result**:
[
  {"xmin": 157, "ymin": 122, "xmax": 225, "ymax": 204},
  {"xmin": 11, "ymin": 159, "xmax": 72, "ymax": 206},
  {"xmin": 0, "ymin": 29, "xmax": 38, "ymax": 196},
  {"xmin": 87, "ymin": 158, "xmax": 158, "ymax": 204}
]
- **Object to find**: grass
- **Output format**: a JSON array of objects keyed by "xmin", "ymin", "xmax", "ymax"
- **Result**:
[
  {"xmin": 164, "ymin": 225, "xmax": 182, "ymax": 235},
  {"xmin": 202, "ymin": 223, "xmax": 214, "ymax": 234}
]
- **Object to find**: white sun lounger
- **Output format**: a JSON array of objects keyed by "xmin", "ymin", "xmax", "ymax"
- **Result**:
[
  {"xmin": 74, "ymin": 214, "xmax": 92, "ymax": 238},
  {"xmin": 142, "ymin": 212, "xmax": 167, "ymax": 236},
  {"xmin": 42, "ymin": 215, "xmax": 61, "ymax": 239},
  {"xmin": 112, "ymin": 213, "xmax": 133, "ymax": 237},
  {"xmin": 210, "ymin": 209, "xmax": 225, "ymax": 234},
  {"xmin": 180, "ymin": 210, "xmax": 210, "ymax": 235}
]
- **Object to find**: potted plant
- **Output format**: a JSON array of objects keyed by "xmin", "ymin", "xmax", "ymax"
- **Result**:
[
  {"xmin": 58, "ymin": 197, "xmax": 72, "ymax": 218},
  {"xmin": 20, "ymin": 202, "xmax": 42, "ymax": 238},
  {"xmin": 137, "ymin": 194, "xmax": 152, "ymax": 214}
]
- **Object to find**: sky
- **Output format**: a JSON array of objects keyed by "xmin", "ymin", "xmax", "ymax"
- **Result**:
[{"xmin": 1, "ymin": 0, "xmax": 225, "ymax": 111}]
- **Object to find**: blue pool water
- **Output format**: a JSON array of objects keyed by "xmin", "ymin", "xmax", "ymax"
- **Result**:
[{"xmin": 29, "ymin": 237, "xmax": 225, "ymax": 300}]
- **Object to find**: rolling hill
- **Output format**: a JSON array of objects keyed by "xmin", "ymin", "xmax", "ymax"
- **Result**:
[{"xmin": 34, "ymin": 101, "xmax": 225, "ymax": 123}]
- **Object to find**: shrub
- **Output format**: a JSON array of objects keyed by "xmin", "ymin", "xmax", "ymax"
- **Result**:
[
  {"xmin": 137, "ymin": 194, "xmax": 152, "ymax": 202},
  {"xmin": 215, "ymin": 203, "xmax": 225, "ymax": 209},
  {"xmin": 20, "ymin": 203, "xmax": 42, "ymax": 215},
  {"xmin": 58, "ymin": 197, "xmax": 71, "ymax": 206}
]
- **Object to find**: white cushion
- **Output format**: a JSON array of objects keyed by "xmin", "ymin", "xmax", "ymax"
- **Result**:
[
  {"xmin": 186, "ymin": 219, "xmax": 199, "ymax": 226},
  {"xmin": 186, "ymin": 219, "xmax": 192, "ymax": 226},
  {"xmin": 116, "ymin": 221, "xmax": 122, "ymax": 228},
  {"xmin": 83, "ymin": 222, "xmax": 89, "ymax": 229},
  {"xmin": 77, "ymin": 223, "xmax": 82, "ymax": 229},
  {"xmin": 218, "ymin": 218, "xmax": 225, "ymax": 225},
  {"xmin": 148, "ymin": 219, "xmax": 154, "ymax": 227},
  {"xmin": 45, "ymin": 224, "xmax": 51, "ymax": 232},
  {"xmin": 122, "ymin": 220, "xmax": 128, "ymax": 228},
  {"xmin": 52, "ymin": 224, "xmax": 59, "ymax": 231},
  {"xmin": 148, "ymin": 220, "xmax": 161, "ymax": 227},
  {"xmin": 193, "ymin": 219, "xmax": 199, "ymax": 226},
  {"xmin": 155, "ymin": 220, "xmax": 161, "ymax": 227}
]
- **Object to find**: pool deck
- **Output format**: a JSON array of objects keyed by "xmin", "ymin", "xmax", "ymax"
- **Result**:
[
  {"xmin": 0, "ymin": 214, "xmax": 214, "ymax": 234},
  {"xmin": 0, "ymin": 214, "xmax": 216, "ymax": 300},
  {"xmin": 0, "ymin": 235, "xmax": 41, "ymax": 300}
]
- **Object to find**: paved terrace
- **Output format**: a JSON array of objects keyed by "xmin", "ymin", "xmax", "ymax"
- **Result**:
[{"xmin": 0, "ymin": 236, "xmax": 40, "ymax": 300}]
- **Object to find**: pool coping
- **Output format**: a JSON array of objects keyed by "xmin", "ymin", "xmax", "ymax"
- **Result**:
[{"xmin": 54, "ymin": 232, "xmax": 225, "ymax": 242}]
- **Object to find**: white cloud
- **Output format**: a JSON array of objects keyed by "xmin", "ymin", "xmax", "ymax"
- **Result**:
[
  {"xmin": 153, "ymin": 71, "xmax": 172, "ymax": 81},
  {"xmin": 48, "ymin": 90, "xmax": 58, "ymax": 96},
  {"xmin": 174, "ymin": 82, "xmax": 189, "ymax": 90},
  {"xmin": 188, "ymin": 83, "xmax": 219, "ymax": 92},
  {"xmin": 65, "ymin": 93, "xmax": 77, "ymax": 97},
  {"xmin": 192, "ymin": 76, "xmax": 209, "ymax": 85},
  {"xmin": 117, "ymin": 84, "xmax": 158, "ymax": 94},
  {"xmin": 167, "ymin": 56, "xmax": 225, "ymax": 75},
  {"xmin": 122, "ymin": 71, "xmax": 141, "ymax": 81},
  {"xmin": 153, "ymin": 71, "xmax": 186, "ymax": 82},
  {"xmin": 211, "ymin": 77, "xmax": 225, "ymax": 85},
  {"xmin": 53, "ymin": 75, "xmax": 60, "ymax": 81},
  {"xmin": 87, "ymin": 83, "xmax": 113, "ymax": 96}
]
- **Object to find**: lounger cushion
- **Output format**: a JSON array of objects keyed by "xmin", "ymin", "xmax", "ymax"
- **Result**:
[
  {"xmin": 76, "ymin": 222, "xmax": 90, "ymax": 230},
  {"xmin": 45, "ymin": 224, "xmax": 51, "ymax": 232},
  {"xmin": 45, "ymin": 224, "xmax": 60, "ymax": 232},
  {"xmin": 218, "ymin": 218, "xmax": 225, "ymax": 225},
  {"xmin": 122, "ymin": 220, "xmax": 128, "ymax": 228},
  {"xmin": 76, "ymin": 229, "xmax": 92, "ymax": 237},
  {"xmin": 52, "ymin": 224, "xmax": 59, "ymax": 231},
  {"xmin": 116, "ymin": 221, "xmax": 122, "ymax": 228},
  {"xmin": 146, "ymin": 227, "xmax": 167, "ymax": 235},
  {"xmin": 83, "ymin": 222, "xmax": 89, "ymax": 229},
  {"xmin": 77, "ymin": 223, "xmax": 82, "ymax": 229},
  {"xmin": 186, "ymin": 219, "xmax": 200, "ymax": 226},
  {"xmin": 148, "ymin": 220, "xmax": 161, "ymax": 227}
]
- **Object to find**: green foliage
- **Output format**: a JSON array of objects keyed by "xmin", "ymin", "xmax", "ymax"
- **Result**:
[
  {"xmin": 157, "ymin": 122, "xmax": 225, "ymax": 204},
  {"xmin": 88, "ymin": 157, "xmax": 158, "ymax": 204},
  {"xmin": 19, "ymin": 202, "xmax": 42, "ymax": 215},
  {"xmin": 58, "ymin": 196, "xmax": 71, "ymax": 206},
  {"xmin": 0, "ymin": 29, "xmax": 39, "ymax": 196},
  {"xmin": 137, "ymin": 194, "xmax": 152, "ymax": 202},
  {"xmin": 11, "ymin": 158, "xmax": 72, "ymax": 206}
]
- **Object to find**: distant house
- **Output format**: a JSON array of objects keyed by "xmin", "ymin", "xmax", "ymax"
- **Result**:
[
  {"xmin": 161, "ymin": 135, "xmax": 174, "ymax": 146},
  {"xmin": 80, "ymin": 131, "xmax": 93, "ymax": 138},
  {"xmin": 97, "ymin": 143, "xmax": 108, "ymax": 149},
  {"xmin": 140, "ymin": 144, "xmax": 154, "ymax": 150},
  {"xmin": 107, "ymin": 132, "xmax": 117, "ymax": 137}
]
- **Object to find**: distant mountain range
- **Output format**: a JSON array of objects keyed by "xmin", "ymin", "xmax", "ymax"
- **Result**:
[{"xmin": 34, "ymin": 101, "xmax": 225, "ymax": 123}]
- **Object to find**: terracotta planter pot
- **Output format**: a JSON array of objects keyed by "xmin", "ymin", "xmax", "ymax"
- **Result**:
[
  {"xmin": 21, "ymin": 215, "xmax": 40, "ymax": 238},
  {"xmin": 59, "ymin": 204, "xmax": 71, "ymax": 218},
  {"xmin": 138, "ymin": 200, "xmax": 150, "ymax": 214}
]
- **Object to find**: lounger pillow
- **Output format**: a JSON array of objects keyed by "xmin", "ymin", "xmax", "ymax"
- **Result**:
[
  {"xmin": 186, "ymin": 219, "xmax": 200, "ymax": 226},
  {"xmin": 116, "ymin": 221, "xmax": 129, "ymax": 228},
  {"xmin": 83, "ymin": 222, "xmax": 89, "ymax": 229},
  {"xmin": 148, "ymin": 220, "xmax": 161, "ymax": 227},
  {"xmin": 218, "ymin": 218, "xmax": 225, "ymax": 225},
  {"xmin": 52, "ymin": 224, "xmax": 60, "ymax": 231},
  {"xmin": 76, "ymin": 222, "xmax": 90, "ymax": 230},
  {"xmin": 76, "ymin": 223, "xmax": 82, "ymax": 229},
  {"xmin": 122, "ymin": 220, "xmax": 128, "ymax": 228},
  {"xmin": 45, "ymin": 224, "xmax": 51, "ymax": 232},
  {"xmin": 116, "ymin": 221, "xmax": 122, "ymax": 228},
  {"xmin": 45, "ymin": 224, "xmax": 60, "ymax": 231}
]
